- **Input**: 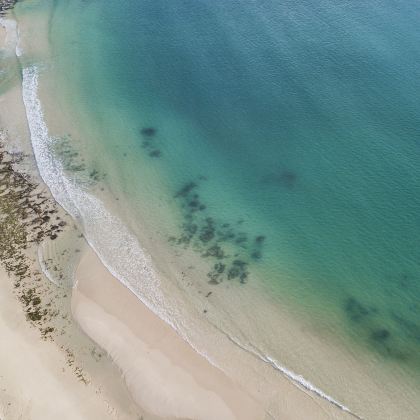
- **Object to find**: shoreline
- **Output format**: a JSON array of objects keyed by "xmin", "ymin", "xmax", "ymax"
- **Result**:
[{"xmin": 0, "ymin": 15, "xmax": 145, "ymax": 419}]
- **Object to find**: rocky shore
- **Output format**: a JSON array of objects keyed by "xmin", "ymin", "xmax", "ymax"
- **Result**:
[{"xmin": 0, "ymin": 0, "xmax": 17, "ymax": 17}]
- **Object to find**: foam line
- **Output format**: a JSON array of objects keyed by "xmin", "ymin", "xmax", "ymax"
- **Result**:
[{"xmin": 220, "ymin": 330, "xmax": 363, "ymax": 419}]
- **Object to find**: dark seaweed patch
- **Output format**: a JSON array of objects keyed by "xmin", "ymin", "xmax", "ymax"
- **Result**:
[
  {"xmin": 207, "ymin": 262, "xmax": 226, "ymax": 284},
  {"xmin": 217, "ymin": 225, "xmax": 235, "ymax": 241},
  {"xmin": 250, "ymin": 235, "xmax": 265, "ymax": 261},
  {"xmin": 370, "ymin": 328, "xmax": 390, "ymax": 341},
  {"xmin": 53, "ymin": 136, "xmax": 86, "ymax": 173},
  {"xmin": 344, "ymin": 297, "xmax": 374, "ymax": 322},
  {"xmin": 367, "ymin": 327, "xmax": 408, "ymax": 361},
  {"xmin": 139, "ymin": 127, "xmax": 162, "ymax": 157},
  {"xmin": 214, "ymin": 263, "xmax": 226, "ymax": 274},
  {"xmin": 279, "ymin": 170, "xmax": 297, "ymax": 188},
  {"xmin": 149, "ymin": 149, "xmax": 162, "ymax": 158},
  {"xmin": 235, "ymin": 232, "xmax": 248, "ymax": 246},
  {"xmin": 53, "ymin": 136, "xmax": 107, "ymax": 184},
  {"xmin": 262, "ymin": 169, "xmax": 298, "ymax": 189},
  {"xmin": 227, "ymin": 260, "xmax": 249, "ymax": 283},
  {"xmin": 202, "ymin": 245, "xmax": 224, "ymax": 259},
  {"xmin": 188, "ymin": 199, "xmax": 200, "ymax": 209},
  {"xmin": 398, "ymin": 273, "xmax": 412, "ymax": 289},
  {"xmin": 175, "ymin": 182, "xmax": 197, "ymax": 198},
  {"xmin": 199, "ymin": 218, "xmax": 216, "ymax": 243},
  {"xmin": 255, "ymin": 235, "xmax": 265, "ymax": 244},
  {"xmin": 171, "ymin": 178, "xmax": 266, "ymax": 285},
  {"xmin": 89, "ymin": 169, "xmax": 100, "ymax": 181},
  {"xmin": 140, "ymin": 127, "xmax": 157, "ymax": 137}
]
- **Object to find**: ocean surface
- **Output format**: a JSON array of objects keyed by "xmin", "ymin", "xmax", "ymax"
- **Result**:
[{"xmin": 13, "ymin": 0, "xmax": 420, "ymax": 416}]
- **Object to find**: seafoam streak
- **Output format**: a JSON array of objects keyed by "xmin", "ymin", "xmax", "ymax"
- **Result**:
[{"xmin": 219, "ymin": 327, "xmax": 363, "ymax": 419}]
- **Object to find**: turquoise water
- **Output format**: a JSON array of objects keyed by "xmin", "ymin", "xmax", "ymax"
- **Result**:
[{"xmin": 16, "ymin": 0, "xmax": 420, "ymax": 413}]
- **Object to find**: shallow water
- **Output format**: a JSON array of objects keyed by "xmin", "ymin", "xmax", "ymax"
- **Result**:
[{"xmin": 13, "ymin": 0, "xmax": 420, "ymax": 416}]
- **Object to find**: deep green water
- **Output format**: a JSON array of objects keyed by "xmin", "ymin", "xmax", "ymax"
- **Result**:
[{"xmin": 19, "ymin": 0, "xmax": 420, "ymax": 404}]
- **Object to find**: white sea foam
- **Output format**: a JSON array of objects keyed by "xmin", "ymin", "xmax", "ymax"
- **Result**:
[
  {"xmin": 21, "ymin": 64, "xmax": 361, "ymax": 419},
  {"xmin": 21, "ymin": 65, "xmax": 170, "ymax": 320},
  {"xmin": 219, "ymin": 329, "xmax": 363, "ymax": 419},
  {"xmin": 263, "ymin": 357, "xmax": 360, "ymax": 417}
]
